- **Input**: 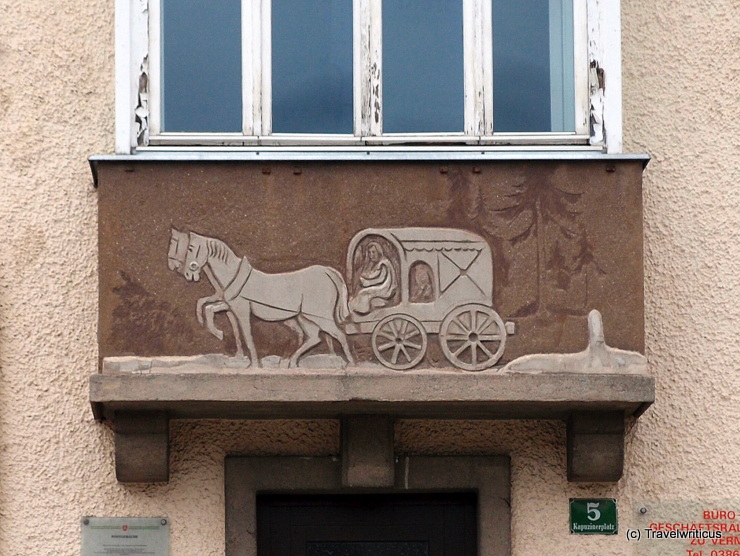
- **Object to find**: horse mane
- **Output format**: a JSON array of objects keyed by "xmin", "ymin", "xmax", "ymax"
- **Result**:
[{"xmin": 206, "ymin": 237, "xmax": 233, "ymax": 263}]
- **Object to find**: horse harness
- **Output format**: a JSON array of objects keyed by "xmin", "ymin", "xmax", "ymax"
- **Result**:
[
  {"xmin": 215, "ymin": 257, "xmax": 336, "ymax": 323},
  {"xmin": 223, "ymin": 257, "xmax": 254, "ymax": 304}
]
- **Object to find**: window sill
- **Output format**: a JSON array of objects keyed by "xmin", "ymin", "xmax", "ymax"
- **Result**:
[
  {"xmin": 146, "ymin": 133, "xmax": 593, "ymax": 147},
  {"xmin": 89, "ymin": 149, "xmax": 650, "ymax": 186}
]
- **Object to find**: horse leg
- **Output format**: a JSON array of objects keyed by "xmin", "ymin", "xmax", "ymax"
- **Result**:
[
  {"xmin": 226, "ymin": 311, "xmax": 244, "ymax": 358},
  {"xmin": 287, "ymin": 319, "xmax": 334, "ymax": 356},
  {"xmin": 202, "ymin": 302, "xmax": 244, "ymax": 357},
  {"xmin": 285, "ymin": 319, "xmax": 305, "ymax": 346},
  {"xmin": 326, "ymin": 334, "xmax": 336, "ymax": 356},
  {"xmin": 196, "ymin": 294, "xmax": 220, "ymax": 326},
  {"xmin": 320, "ymin": 321, "xmax": 355, "ymax": 367},
  {"xmin": 233, "ymin": 302, "xmax": 260, "ymax": 367},
  {"xmin": 289, "ymin": 318, "xmax": 322, "ymax": 368},
  {"xmin": 285, "ymin": 319, "xmax": 336, "ymax": 355},
  {"xmin": 203, "ymin": 300, "xmax": 229, "ymax": 340}
]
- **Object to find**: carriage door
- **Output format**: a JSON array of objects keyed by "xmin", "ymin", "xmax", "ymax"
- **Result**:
[{"xmin": 256, "ymin": 493, "xmax": 477, "ymax": 556}]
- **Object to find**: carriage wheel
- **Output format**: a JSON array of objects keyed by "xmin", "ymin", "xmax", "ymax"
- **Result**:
[
  {"xmin": 371, "ymin": 314, "xmax": 428, "ymax": 370},
  {"xmin": 440, "ymin": 304, "xmax": 506, "ymax": 371}
]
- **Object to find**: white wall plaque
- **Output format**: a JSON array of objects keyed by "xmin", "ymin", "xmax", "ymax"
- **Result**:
[{"xmin": 81, "ymin": 517, "xmax": 168, "ymax": 556}]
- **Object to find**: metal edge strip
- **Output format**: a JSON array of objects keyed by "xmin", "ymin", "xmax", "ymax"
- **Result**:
[{"xmin": 89, "ymin": 150, "xmax": 650, "ymax": 186}]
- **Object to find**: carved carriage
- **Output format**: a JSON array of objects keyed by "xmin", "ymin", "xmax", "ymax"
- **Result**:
[{"xmin": 344, "ymin": 228, "xmax": 513, "ymax": 371}]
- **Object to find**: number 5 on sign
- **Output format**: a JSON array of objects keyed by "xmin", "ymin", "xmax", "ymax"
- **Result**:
[
  {"xmin": 586, "ymin": 502, "xmax": 601, "ymax": 521},
  {"xmin": 570, "ymin": 499, "xmax": 618, "ymax": 535}
]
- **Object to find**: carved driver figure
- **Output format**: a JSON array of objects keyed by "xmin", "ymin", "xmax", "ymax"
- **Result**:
[{"xmin": 350, "ymin": 241, "xmax": 397, "ymax": 315}]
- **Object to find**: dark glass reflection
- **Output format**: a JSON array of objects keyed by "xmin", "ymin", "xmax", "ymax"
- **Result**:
[
  {"xmin": 307, "ymin": 542, "xmax": 429, "ymax": 556},
  {"xmin": 383, "ymin": 0, "xmax": 464, "ymax": 133},
  {"xmin": 492, "ymin": 0, "xmax": 551, "ymax": 132},
  {"xmin": 162, "ymin": 0, "xmax": 242, "ymax": 132},
  {"xmin": 272, "ymin": 0, "xmax": 353, "ymax": 134}
]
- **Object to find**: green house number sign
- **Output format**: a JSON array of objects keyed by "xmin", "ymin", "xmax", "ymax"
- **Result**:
[{"xmin": 570, "ymin": 498, "xmax": 618, "ymax": 535}]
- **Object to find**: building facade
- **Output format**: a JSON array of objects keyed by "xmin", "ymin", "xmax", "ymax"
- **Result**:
[{"xmin": 0, "ymin": 0, "xmax": 738, "ymax": 554}]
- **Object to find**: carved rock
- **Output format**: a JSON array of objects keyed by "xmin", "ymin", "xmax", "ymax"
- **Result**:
[{"xmin": 502, "ymin": 310, "xmax": 647, "ymax": 374}]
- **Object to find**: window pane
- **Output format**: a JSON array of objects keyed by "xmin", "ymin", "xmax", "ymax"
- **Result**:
[
  {"xmin": 162, "ymin": 0, "xmax": 242, "ymax": 132},
  {"xmin": 492, "ymin": 0, "xmax": 575, "ymax": 132},
  {"xmin": 272, "ymin": 0, "xmax": 353, "ymax": 134},
  {"xmin": 383, "ymin": 0, "xmax": 464, "ymax": 133}
]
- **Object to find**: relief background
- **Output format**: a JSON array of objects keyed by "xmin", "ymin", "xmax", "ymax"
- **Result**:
[{"xmin": 98, "ymin": 161, "xmax": 644, "ymax": 364}]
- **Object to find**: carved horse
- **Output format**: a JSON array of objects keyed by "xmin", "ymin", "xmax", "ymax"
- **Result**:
[
  {"xmin": 169, "ymin": 229, "xmax": 247, "ymax": 354},
  {"xmin": 172, "ymin": 229, "xmax": 354, "ymax": 368},
  {"xmin": 169, "ymin": 229, "xmax": 335, "ymax": 358}
]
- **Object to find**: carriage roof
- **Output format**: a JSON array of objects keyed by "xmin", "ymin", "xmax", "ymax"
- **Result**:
[
  {"xmin": 346, "ymin": 227, "xmax": 493, "ymax": 294},
  {"xmin": 348, "ymin": 227, "xmax": 490, "ymax": 258}
]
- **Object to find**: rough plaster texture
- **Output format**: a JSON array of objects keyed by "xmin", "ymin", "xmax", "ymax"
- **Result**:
[{"xmin": 0, "ymin": 0, "xmax": 738, "ymax": 555}]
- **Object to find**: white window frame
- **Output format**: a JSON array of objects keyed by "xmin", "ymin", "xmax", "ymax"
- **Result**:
[{"xmin": 115, "ymin": 0, "xmax": 621, "ymax": 153}]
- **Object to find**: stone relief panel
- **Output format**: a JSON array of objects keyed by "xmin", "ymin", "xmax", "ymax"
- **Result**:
[
  {"xmin": 168, "ymin": 227, "xmax": 513, "ymax": 371},
  {"xmin": 98, "ymin": 161, "xmax": 645, "ymax": 373}
]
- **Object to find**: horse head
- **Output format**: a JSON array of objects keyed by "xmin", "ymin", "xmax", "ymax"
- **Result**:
[
  {"xmin": 183, "ymin": 232, "xmax": 209, "ymax": 282},
  {"xmin": 168, "ymin": 228, "xmax": 190, "ymax": 273}
]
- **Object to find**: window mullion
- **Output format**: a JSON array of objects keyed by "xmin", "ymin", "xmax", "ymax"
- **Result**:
[
  {"xmin": 120, "ymin": 0, "xmax": 151, "ymax": 152},
  {"xmin": 573, "ymin": 0, "xmax": 589, "ymax": 135},
  {"xmin": 260, "ymin": 0, "xmax": 272, "ymax": 136},
  {"xmin": 242, "ymin": 0, "xmax": 255, "ymax": 135},
  {"xmin": 243, "ymin": 0, "xmax": 269, "ymax": 136},
  {"xmin": 145, "ymin": 0, "xmax": 157, "ymax": 140},
  {"xmin": 549, "ymin": 0, "xmax": 571, "ymax": 132},
  {"xmin": 481, "ymin": 0, "xmax": 494, "ymax": 134},
  {"xmin": 464, "ymin": 0, "xmax": 491, "ymax": 136},
  {"xmin": 359, "ymin": 0, "xmax": 382, "ymax": 137},
  {"xmin": 353, "ymin": 0, "xmax": 361, "ymax": 136}
]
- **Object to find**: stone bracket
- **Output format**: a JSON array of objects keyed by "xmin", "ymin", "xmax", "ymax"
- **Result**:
[
  {"xmin": 114, "ymin": 411, "xmax": 169, "ymax": 483},
  {"xmin": 341, "ymin": 415, "xmax": 395, "ymax": 488},
  {"xmin": 107, "ymin": 410, "xmax": 631, "ymax": 484},
  {"xmin": 92, "ymin": 372, "xmax": 652, "ymax": 483},
  {"xmin": 567, "ymin": 411, "xmax": 624, "ymax": 482}
]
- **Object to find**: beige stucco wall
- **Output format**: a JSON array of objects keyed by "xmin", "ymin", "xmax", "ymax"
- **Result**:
[{"xmin": 0, "ymin": 0, "xmax": 738, "ymax": 554}]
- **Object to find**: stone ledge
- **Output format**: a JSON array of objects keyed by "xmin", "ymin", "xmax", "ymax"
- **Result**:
[
  {"xmin": 91, "ymin": 369, "xmax": 653, "ymax": 483},
  {"xmin": 89, "ymin": 369, "xmax": 654, "ymax": 422}
]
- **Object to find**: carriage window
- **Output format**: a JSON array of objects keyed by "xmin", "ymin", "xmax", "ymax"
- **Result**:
[{"xmin": 409, "ymin": 262, "xmax": 435, "ymax": 303}]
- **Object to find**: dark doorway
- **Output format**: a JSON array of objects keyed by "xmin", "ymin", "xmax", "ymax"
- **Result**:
[{"xmin": 257, "ymin": 493, "xmax": 477, "ymax": 556}]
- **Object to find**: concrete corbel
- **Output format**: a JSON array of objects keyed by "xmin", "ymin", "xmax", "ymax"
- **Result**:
[
  {"xmin": 567, "ymin": 411, "xmax": 624, "ymax": 482},
  {"xmin": 341, "ymin": 415, "xmax": 395, "ymax": 488},
  {"xmin": 114, "ymin": 411, "xmax": 169, "ymax": 483}
]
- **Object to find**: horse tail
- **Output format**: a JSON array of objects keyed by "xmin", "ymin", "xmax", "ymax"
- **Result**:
[{"xmin": 326, "ymin": 267, "xmax": 350, "ymax": 323}]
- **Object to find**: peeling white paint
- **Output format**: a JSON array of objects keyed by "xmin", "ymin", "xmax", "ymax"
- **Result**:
[
  {"xmin": 358, "ymin": 0, "xmax": 382, "ymax": 136},
  {"xmin": 587, "ymin": 0, "xmax": 622, "ymax": 152},
  {"xmin": 464, "ymin": 0, "xmax": 492, "ymax": 135},
  {"xmin": 135, "ymin": 55, "xmax": 149, "ymax": 146},
  {"xmin": 589, "ymin": 62, "xmax": 606, "ymax": 146},
  {"xmin": 115, "ymin": 0, "xmax": 149, "ymax": 152}
]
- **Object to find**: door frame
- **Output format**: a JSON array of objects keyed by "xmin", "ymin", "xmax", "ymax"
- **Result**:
[{"xmin": 225, "ymin": 455, "xmax": 511, "ymax": 556}]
